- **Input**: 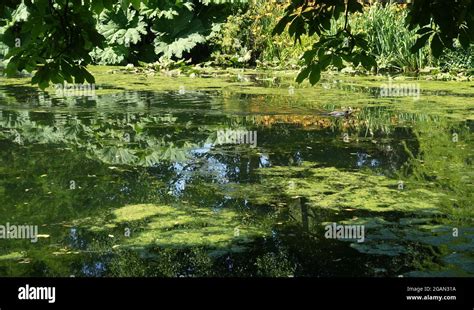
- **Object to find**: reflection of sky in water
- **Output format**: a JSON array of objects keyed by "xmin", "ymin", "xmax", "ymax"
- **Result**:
[
  {"xmin": 225, "ymin": 256, "xmax": 234, "ymax": 272},
  {"xmin": 81, "ymin": 262, "xmax": 106, "ymax": 277},
  {"xmin": 191, "ymin": 143, "xmax": 212, "ymax": 155},
  {"xmin": 294, "ymin": 151, "xmax": 303, "ymax": 165},
  {"xmin": 168, "ymin": 143, "xmax": 272, "ymax": 198},
  {"xmin": 169, "ymin": 162, "xmax": 190, "ymax": 196},
  {"xmin": 69, "ymin": 228, "xmax": 86, "ymax": 249},
  {"xmin": 271, "ymin": 229, "xmax": 284, "ymax": 248},
  {"xmin": 120, "ymin": 186, "xmax": 131, "ymax": 194},
  {"xmin": 202, "ymin": 157, "xmax": 229, "ymax": 184},
  {"xmin": 194, "ymin": 143, "xmax": 230, "ymax": 182},
  {"xmin": 168, "ymin": 143, "xmax": 240, "ymax": 196},
  {"xmin": 259, "ymin": 153, "xmax": 271, "ymax": 168},
  {"xmin": 356, "ymin": 152, "xmax": 380, "ymax": 168}
]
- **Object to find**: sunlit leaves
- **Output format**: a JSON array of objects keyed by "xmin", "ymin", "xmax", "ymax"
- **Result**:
[
  {"xmin": 92, "ymin": 0, "xmax": 236, "ymax": 64},
  {"xmin": 288, "ymin": 15, "xmax": 305, "ymax": 44},
  {"xmin": 274, "ymin": 0, "xmax": 473, "ymax": 84},
  {"xmin": 10, "ymin": 1, "xmax": 29, "ymax": 23},
  {"xmin": 98, "ymin": 8, "xmax": 147, "ymax": 46},
  {"xmin": 90, "ymin": 46, "xmax": 127, "ymax": 65},
  {"xmin": 297, "ymin": 31, "xmax": 376, "ymax": 85},
  {"xmin": 1, "ymin": 0, "xmax": 104, "ymax": 88},
  {"xmin": 154, "ymin": 33, "xmax": 207, "ymax": 59},
  {"xmin": 99, "ymin": 146, "xmax": 139, "ymax": 165},
  {"xmin": 274, "ymin": 0, "xmax": 377, "ymax": 85}
]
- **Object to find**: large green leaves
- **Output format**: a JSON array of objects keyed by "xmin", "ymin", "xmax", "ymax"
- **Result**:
[
  {"xmin": 92, "ymin": 0, "xmax": 239, "ymax": 63},
  {"xmin": 91, "ymin": 5, "xmax": 147, "ymax": 64},
  {"xmin": 150, "ymin": 1, "xmax": 232, "ymax": 59},
  {"xmin": 1, "ymin": 0, "xmax": 105, "ymax": 89}
]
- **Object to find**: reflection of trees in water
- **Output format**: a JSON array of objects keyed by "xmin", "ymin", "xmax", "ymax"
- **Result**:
[{"xmin": 0, "ymin": 88, "xmax": 472, "ymax": 276}]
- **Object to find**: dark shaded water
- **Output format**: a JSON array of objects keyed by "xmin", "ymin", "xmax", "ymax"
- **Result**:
[{"xmin": 0, "ymin": 75, "xmax": 472, "ymax": 277}]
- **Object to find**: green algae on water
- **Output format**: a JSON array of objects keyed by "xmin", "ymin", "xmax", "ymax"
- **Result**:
[
  {"xmin": 91, "ymin": 203, "xmax": 268, "ymax": 250},
  {"xmin": 256, "ymin": 162, "xmax": 444, "ymax": 213}
]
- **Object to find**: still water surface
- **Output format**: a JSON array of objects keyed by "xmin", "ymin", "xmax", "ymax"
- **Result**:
[{"xmin": 0, "ymin": 73, "xmax": 472, "ymax": 277}]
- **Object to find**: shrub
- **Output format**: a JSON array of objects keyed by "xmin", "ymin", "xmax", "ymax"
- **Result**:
[{"xmin": 209, "ymin": 0, "xmax": 315, "ymax": 68}]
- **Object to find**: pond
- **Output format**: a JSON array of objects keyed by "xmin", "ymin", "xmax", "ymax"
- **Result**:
[{"xmin": 0, "ymin": 68, "xmax": 472, "ymax": 277}]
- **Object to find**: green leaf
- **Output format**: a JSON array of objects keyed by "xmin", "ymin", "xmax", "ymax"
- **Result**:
[
  {"xmin": 288, "ymin": 16, "xmax": 305, "ymax": 40},
  {"xmin": 154, "ymin": 33, "xmax": 206, "ymax": 59},
  {"xmin": 354, "ymin": 35, "xmax": 369, "ymax": 51},
  {"xmin": 318, "ymin": 54, "xmax": 331, "ymax": 70},
  {"xmin": 272, "ymin": 15, "xmax": 289, "ymax": 36},
  {"xmin": 411, "ymin": 33, "xmax": 431, "ymax": 53},
  {"xmin": 347, "ymin": 0, "xmax": 363, "ymax": 13},
  {"xmin": 91, "ymin": 0, "xmax": 104, "ymax": 15},
  {"xmin": 331, "ymin": 55, "xmax": 343, "ymax": 69},
  {"xmin": 33, "ymin": 66, "xmax": 51, "ymax": 90},
  {"xmin": 431, "ymin": 34, "xmax": 444, "ymax": 58},
  {"xmin": 82, "ymin": 67, "xmax": 96, "ymax": 84},
  {"xmin": 360, "ymin": 54, "xmax": 376, "ymax": 71},
  {"xmin": 295, "ymin": 66, "xmax": 311, "ymax": 84},
  {"xmin": 103, "ymin": 0, "xmax": 115, "ymax": 10},
  {"xmin": 302, "ymin": 49, "xmax": 317, "ymax": 63},
  {"xmin": 121, "ymin": 0, "xmax": 130, "ymax": 12},
  {"xmin": 71, "ymin": 65, "xmax": 85, "ymax": 84},
  {"xmin": 309, "ymin": 64, "xmax": 321, "ymax": 85},
  {"xmin": 350, "ymin": 54, "xmax": 360, "ymax": 67},
  {"xmin": 4, "ymin": 60, "xmax": 18, "ymax": 77},
  {"xmin": 50, "ymin": 71, "xmax": 64, "ymax": 84},
  {"xmin": 60, "ymin": 60, "xmax": 75, "ymax": 83},
  {"xmin": 130, "ymin": 0, "xmax": 141, "ymax": 10},
  {"xmin": 459, "ymin": 30, "xmax": 470, "ymax": 50}
]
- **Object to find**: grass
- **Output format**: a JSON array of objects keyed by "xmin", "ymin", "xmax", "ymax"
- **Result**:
[{"xmin": 351, "ymin": 3, "xmax": 432, "ymax": 72}]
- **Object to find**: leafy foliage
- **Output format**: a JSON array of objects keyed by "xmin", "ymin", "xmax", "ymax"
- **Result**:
[
  {"xmin": 349, "ymin": 3, "xmax": 432, "ymax": 72},
  {"xmin": 274, "ymin": 0, "xmax": 376, "ymax": 85},
  {"xmin": 407, "ymin": 0, "xmax": 474, "ymax": 57},
  {"xmin": 91, "ymin": 0, "xmax": 241, "ymax": 65},
  {"xmin": 274, "ymin": 0, "xmax": 474, "ymax": 84},
  {"xmin": 90, "ymin": 5, "xmax": 147, "ymax": 65},
  {"xmin": 0, "ymin": 0, "xmax": 245, "ymax": 87},
  {"xmin": 0, "ymin": 0, "xmax": 109, "ymax": 88},
  {"xmin": 209, "ymin": 0, "xmax": 313, "ymax": 68},
  {"xmin": 0, "ymin": 0, "xmax": 473, "ymax": 87},
  {"xmin": 437, "ymin": 42, "xmax": 474, "ymax": 73}
]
